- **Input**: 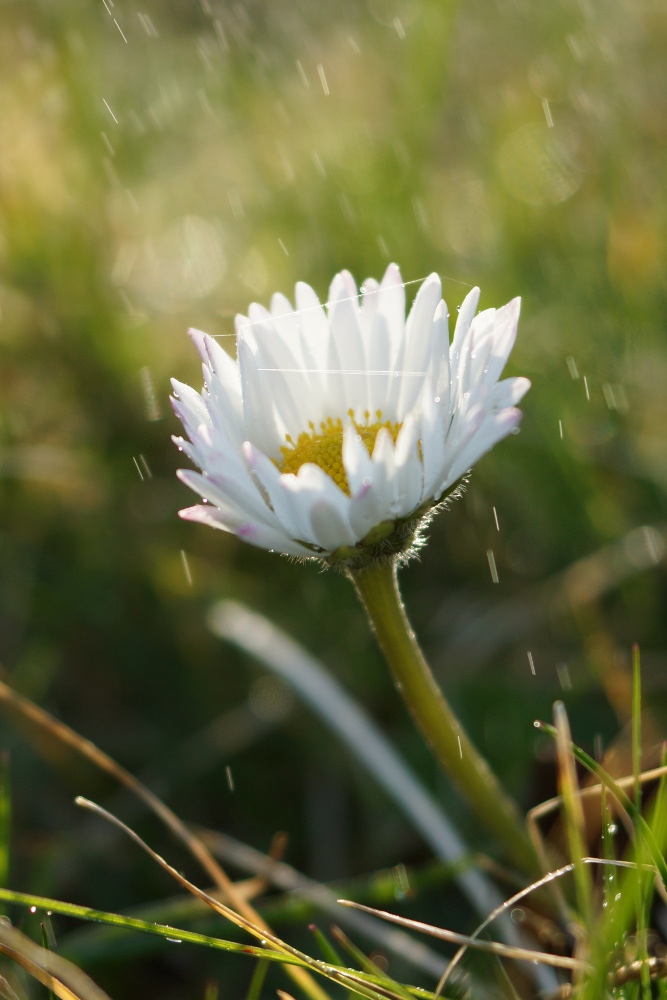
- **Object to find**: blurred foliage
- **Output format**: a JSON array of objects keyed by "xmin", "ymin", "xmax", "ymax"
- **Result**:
[{"xmin": 0, "ymin": 0, "xmax": 666, "ymax": 996}]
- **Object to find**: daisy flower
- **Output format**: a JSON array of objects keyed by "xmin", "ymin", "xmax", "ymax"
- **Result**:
[{"xmin": 171, "ymin": 264, "xmax": 529, "ymax": 566}]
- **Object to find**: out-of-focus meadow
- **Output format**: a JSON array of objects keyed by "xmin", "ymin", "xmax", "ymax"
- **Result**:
[{"xmin": 1, "ymin": 0, "xmax": 666, "ymax": 996}]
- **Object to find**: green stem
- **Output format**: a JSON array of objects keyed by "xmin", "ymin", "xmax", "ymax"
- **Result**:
[{"xmin": 348, "ymin": 558, "xmax": 540, "ymax": 878}]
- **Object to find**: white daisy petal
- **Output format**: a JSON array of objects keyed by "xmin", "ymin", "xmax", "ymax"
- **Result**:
[
  {"xmin": 177, "ymin": 466, "xmax": 277, "ymax": 530},
  {"xmin": 393, "ymin": 414, "xmax": 423, "ymax": 512},
  {"xmin": 342, "ymin": 422, "xmax": 374, "ymax": 496},
  {"xmin": 179, "ymin": 504, "xmax": 236, "ymax": 532},
  {"xmin": 366, "ymin": 311, "xmax": 392, "ymax": 414},
  {"xmin": 231, "ymin": 522, "xmax": 316, "ymax": 557},
  {"xmin": 399, "ymin": 273, "xmax": 442, "ymax": 417},
  {"xmin": 295, "ymin": 281, "xmax": 329, "ymax": 344},
  {"xmin": 237, "ymin": 338, "xmax": 283, "ymax": 458},
  {"xmin": 483, "ymin": 297, "xmax": 522, "ymax": 388},
  {"xmin": 376, "ymin": 263, "xmax": 406, "ymax": 360},
  {"xmin": 371, "ymin": 427, "xmax": 400, "ymax": 515},
  {"xmin": 418, "ymin": 387, "xmax": 446, "ymax": 499},
  {"xmin": 450, "ymin": 286, "xmax": 480, "ymax": 372},
  {"xmin": 340, "ymin": 425, "xmax": 390, "ymax": 537},
  {"xmin": 328, "ymin": 285, "xmax": 366, "ymax": 417},
  {"xmin": 270, "ymin": 291, "xmax": 301, "ymax": 343},
  {"xmin": 490, "ymin": 376, "xmax": 531, "ymax": 409},
  {"xmin": 242, "ymin": 442, "xmax": 318, "ymax": 545},
  {"xmin": 180, "ymin": 503, "xmax": 314, "ymax": 558},
  {"xmin": 294, "ymin": 281, "xmax": 329, "ymax": 400},
  {"xmin": 360, "ymin": 276, "xmax": 380, "ymax": 325},
  {"xmin": 173, "ymin": 265, "xmax": 529, "ymax": 561},
  {"xmin": 309, "ymin": 500, "xmax": 357, "ymax": 550},
  {"xmin": 196, "ymin": 333, "xmax": 242, "ymax": 401},
  {"xmin": 444, "ymin": 408, "xmax": 523, "ymax": 489},
  {"xmin": 170, "ymin": 379, "xmax": 210, "ymax": 433}
]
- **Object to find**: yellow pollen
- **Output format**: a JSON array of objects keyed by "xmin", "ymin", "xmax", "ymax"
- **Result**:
[{"xmin": 278, "ymin": 411, "xmax": 402, "ymax": 495}]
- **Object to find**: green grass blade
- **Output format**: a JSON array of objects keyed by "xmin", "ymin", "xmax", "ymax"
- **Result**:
[
  {"xmin": 245, "ymin": 959, "xmax": 270, "ymax": 1000},
  {"xmin": 553, "ymin": 701, "xmax": 593, "ymax": 929},
  {"xmin": 308, "ymin": 926, "xmax": 343, "ymax": 967},
  {"xmin": 331, "ymin": 925, "xmax": 417, "ymax": 1000},
  {"xmin": 0, "ymin": 887, "xmax": 308, "ymax": 967},
  {"xmin": 536, "ymin": 721, "xmax": 667, "ymax": 889}
]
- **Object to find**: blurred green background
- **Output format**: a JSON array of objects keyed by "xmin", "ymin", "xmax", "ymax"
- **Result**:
[{"xmin": 1, "ymin": 0, "xmax": 666, "ymax": 996}]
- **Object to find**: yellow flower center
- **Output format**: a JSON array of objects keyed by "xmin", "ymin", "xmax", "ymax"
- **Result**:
[{"xmin": 278, "ymin": 409, "xmax": 402, "ymax": 495}]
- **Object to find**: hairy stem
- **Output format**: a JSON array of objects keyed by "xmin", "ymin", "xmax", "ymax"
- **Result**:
[{"xmin": 348, "ymin": 558, "xmax": 540, "ymax": 878}]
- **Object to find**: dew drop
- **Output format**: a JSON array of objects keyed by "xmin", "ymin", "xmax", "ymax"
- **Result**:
[
  {"xmin": 434, "ymin": 396, "xmax": 440, "ymax": 403},
  {"xmin": 393, "ymin": 371, "xmax": 399, "ymax": 378},
  {"xmin": 30, "ymin": 906, "xmax": 37, "ymax": 914}
]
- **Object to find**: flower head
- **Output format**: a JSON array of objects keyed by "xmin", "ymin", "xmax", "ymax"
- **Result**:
[{"xmin": 171, "ymin": 264, "xmax": 529, "ymax": 566}]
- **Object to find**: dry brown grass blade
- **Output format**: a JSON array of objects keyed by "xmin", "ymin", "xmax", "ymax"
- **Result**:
[
  {"xmin": 336, "ymin": 899, "xmax": 587, "ymax": 974},
  {"xmin": 0, "ymin": 679, "xmax": 330, "ymax": 1000},
  {"xmin": 527, "ymin": 762, "xmax": 667, "ymax": 893},
  {"xmin": 528, "ymin": 763, "xmax": 667, "ymax": 826},
  {"xmin": 553, "ymin": 702, "xmax": 593, "ymax": 937},
  {"xmin": 76, "ymin": 798, "xmax": 415, "ymax": 1000},
  {"xmin": 0, "ymin": 679, "xmax": 232, "ymax": 896},
  {"xmin": 0, "ymin": 922, "xmax": 112, "ymax": 1000}
]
